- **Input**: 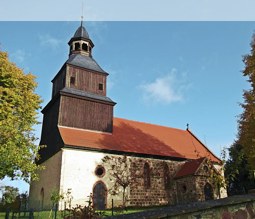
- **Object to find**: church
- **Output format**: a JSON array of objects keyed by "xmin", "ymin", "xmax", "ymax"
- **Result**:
[{"xmin": 29, "ymin": 23, "xmax": 227, "ymax": 210}]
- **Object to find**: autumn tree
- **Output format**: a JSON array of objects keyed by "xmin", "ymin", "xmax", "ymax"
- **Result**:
[
  {"xmin": 0, "ymin": 50, "xmax": 42, "ymax": 182},
  {"xmin": 238, "ymin": 34, "xmax": 255, "ymax": 169}
]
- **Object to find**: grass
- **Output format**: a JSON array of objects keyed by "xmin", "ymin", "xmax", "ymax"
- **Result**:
[
  {"xmin": 0, "ymin": 205, "xmax": 163, "ymax": 218},
  {"xmin": 0, "ymin": 210, "xmax": 63, "ymax": 219},
  {"xmin": 99, "ymin": 205, "xmax": 161, "ymax": 217}
]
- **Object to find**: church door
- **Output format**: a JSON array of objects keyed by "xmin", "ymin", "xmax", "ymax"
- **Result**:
[
  {"xmin": 204, "ymin": 183, "xmax": 214, "ymax": 200},
  {"xmin": 93, "ymin": 181, "xmax": 106, "ymax": 210}
]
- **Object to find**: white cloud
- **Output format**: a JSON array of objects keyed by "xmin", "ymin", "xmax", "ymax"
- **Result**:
[
  {"xmin": 10, "ymin": 50, "xmax": 26, "ymax": 63},
  {"xmin": 39, "ymin": 34, "xmax": 62, "ymax": 49},
  {"xmin": 139, "ymin": 69, "xmax": 190, "ymax": 104}
]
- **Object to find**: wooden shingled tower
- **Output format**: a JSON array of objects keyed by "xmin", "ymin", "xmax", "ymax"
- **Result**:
[{"xmin": 39, "ymin": 23, "xmax": 116, "ymax": 163}]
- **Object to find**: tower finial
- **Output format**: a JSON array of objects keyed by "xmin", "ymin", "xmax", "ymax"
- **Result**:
[
  {"xmin": 81, "ymin": 16, "xmax": 83, "ymax": 27},
  {"xmin": 186, "ymin": 123, "xmax": 189, "ymax": 130}
]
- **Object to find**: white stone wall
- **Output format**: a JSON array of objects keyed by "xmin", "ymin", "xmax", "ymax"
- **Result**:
[{"xmin": 29, "ymin": 151, "xmax": 62, "ymax": 210}]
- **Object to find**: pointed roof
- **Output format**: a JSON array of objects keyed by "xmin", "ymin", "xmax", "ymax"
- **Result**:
[
  {"xmin": 68, "ymin": 22, "xmax": 94, "ymax": 47},
  {"xmin": 73, "ymin": 23, "xmax": 90, "ymax": 40},
  {"xmin": 58, "ymin": 118, "xmax": 221, "ymax": 163}
]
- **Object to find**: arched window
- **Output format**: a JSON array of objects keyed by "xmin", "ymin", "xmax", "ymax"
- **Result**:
[
  {"xmin": 204, "ymin": 182, "xmax": 214, "ymax": 200},
  {"xmin": 93, "ymin": 181, "xmax": 107, "ymax": 210},
  {"xmin": 82, "ymin": 43, "xmax": 88, "ymax": 51},
  {"xmin": 144, "ymin": 163, "xmax": 151, "ymax": 189},
  {"xmin": 163, "ymin": 163, "xmax": 171, "ymax": 189}
]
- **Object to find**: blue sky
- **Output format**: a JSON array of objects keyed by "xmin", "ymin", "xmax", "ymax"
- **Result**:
[
  {"xmin": 0, "ymin": 21, "xmax": 254, "ymax": 193},
  {"xmin": 2, "ymin": 0, "xmax": 255, "ymax": 21}
]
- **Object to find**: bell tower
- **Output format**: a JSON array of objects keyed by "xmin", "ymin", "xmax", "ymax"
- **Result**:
[
  {"xmin": 39, "ymin": 23, "xmax": 116, "ymax": 162},
  {"xmin": 68, "ymin": 21, "xmax": 93, "ymax": 57}
]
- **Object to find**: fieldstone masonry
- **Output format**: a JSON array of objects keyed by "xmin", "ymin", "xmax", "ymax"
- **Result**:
[
  {"xmin": 128, "ymin": 158, "xmax": 184, "ymax": 207},
  {"xmin": 103, "ymin": 155, "xmax": 223, "ymax": 208},
  {"xmin": 108, "ymin": 194, "xmax": 255, "ymax": 219}
]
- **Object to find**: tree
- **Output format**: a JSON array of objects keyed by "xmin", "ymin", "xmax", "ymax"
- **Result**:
[
  {"xmin": 238, "ymin": 34, "xmax": 255, "ymax": 169},
  {"xmin": 0, "ymin": 50, "xmax": 42, "ymax": 182},
  {"xmin": 225, "ymin": 143, "xmax": 254, "ymax": 195},
  {"xmin": 102, "ymin": 155, "xmax": 137, "ymax": 208},
  {"xmin": 1, "ymin": 186, "xmax": 19, "ymax": 205}
]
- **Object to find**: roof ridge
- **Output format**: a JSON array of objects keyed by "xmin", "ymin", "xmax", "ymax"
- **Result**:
[{"xmin": 114, "ymin": 117, "xmax": 187, "ymax": 132}]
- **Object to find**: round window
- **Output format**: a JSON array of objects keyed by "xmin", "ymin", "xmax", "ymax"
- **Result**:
[{"xmin": 95, "ymin": 166, "xmax": 105, "ymax": 177}]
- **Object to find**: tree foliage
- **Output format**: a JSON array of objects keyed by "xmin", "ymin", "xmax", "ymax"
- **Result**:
[
  {"xmin": 1, "ymin": 186, "xmax": 19, "ymax": 205},
  {"xmin": 0, "ymin": 50, "xmax": 42, "ymax": 181},
  {"xmin": 238, "ymin": 34, "xmax": 255, "ymax": 168},
  {"xmin": 225, "ymin": 143, "xmax": 254, "ymax": 195}
]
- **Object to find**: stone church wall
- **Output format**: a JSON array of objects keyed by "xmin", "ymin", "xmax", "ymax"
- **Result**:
[
  {"xmin": 30, "ymin": 149, "xmax": 226, "ymax": 210},
  {"xmin": 128, "ymin": 157, "xmax": 185, "ymax": 207}
]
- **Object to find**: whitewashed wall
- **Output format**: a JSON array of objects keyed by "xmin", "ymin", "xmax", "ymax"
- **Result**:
[
  {"xmin": 29, "ymin": 151, "xmax": 63, "ymax": 210},
  {"xmin": 58, "ymin": 148, "xmax": 124, "ymax": 209}
]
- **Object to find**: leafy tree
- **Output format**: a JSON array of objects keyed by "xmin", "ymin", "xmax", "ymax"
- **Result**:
[
  {"xmin": 238, "ymin": 34, "xmax": 255, "ymax": 168},
  {"xmin": 0, "ymin": 50, "xmax": 42, "ymax": 182},
  {"xmin": 225, "ymin": 143, "xmax": 254, "ymax": 195},
  {"xmin": 1, "ymin": 186, "xmax": 19, "ymax": 205}
]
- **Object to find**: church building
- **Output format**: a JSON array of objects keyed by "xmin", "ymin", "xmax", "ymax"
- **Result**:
[{"xmin": 29, "ymin": 23, "xmax": 227, "ymax": 210}]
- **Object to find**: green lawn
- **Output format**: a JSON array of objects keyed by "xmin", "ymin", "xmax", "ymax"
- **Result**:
[{"xmin": 0, "ymin": 206, "xmax": 162, "ymax": 219}]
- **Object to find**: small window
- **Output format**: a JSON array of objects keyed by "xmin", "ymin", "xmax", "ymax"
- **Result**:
[
  {"xmin": 70, "ymin": 76, "xmax": 75, "ymax": 85},
  {"xmin": 203, "ymin": 165, "xmax": 209, "ymax": 173},
  {"xmin": 95, "ymin": 166, "xmax": 105, "ymax": 177},
  {"xmin": 99, "ymin": 83, "xmax": 104, "ymax": 91}
]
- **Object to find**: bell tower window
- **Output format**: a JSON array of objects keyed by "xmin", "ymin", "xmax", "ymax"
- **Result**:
[
  {"xmin": 75, "ymin": 42, "xmax": 80, "ymax": 50},
  {"xmin": 82, "ymin": 43, "xmax": 88, "ymax": 51}
]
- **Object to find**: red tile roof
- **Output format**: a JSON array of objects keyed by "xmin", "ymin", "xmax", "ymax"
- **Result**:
[
  {"xmin": 174, "ymin": 157, "xmax": 206, "ymax": 179},
  {"xmin": 58, "ymin": 118, "xmax": 221, "ymax": 163}
]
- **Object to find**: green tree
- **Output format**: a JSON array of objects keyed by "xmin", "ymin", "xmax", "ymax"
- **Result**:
[
  {"xmin": 238, "ymin": 34, "xmax": 255, "ymax": 168},
  {"xmin": 224, "ymin": 143, "xmax": 254, "ymax": 195},
  {"xmin": 1, "ymin": 186, "xmax": 19, "ymax": 205},
  {"xmin": 0, "ymin": 50, "xmax": 42, "ymax": 182}
]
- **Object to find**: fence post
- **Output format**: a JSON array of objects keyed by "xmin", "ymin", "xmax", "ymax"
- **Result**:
[
  {"xmin": 29, "ymin": 209, "xmax": 34, "ymax": 219},
  {"xmin": 54, "ymin": 204, "xmax": 58, "ymax": 219},
  {"xmin": 112, "ymin": 199, "xmax": 114, "ymax": 216},
  {"xmin": 5, "ymin": 208, "xmax": 10, "ymax": 219}
]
